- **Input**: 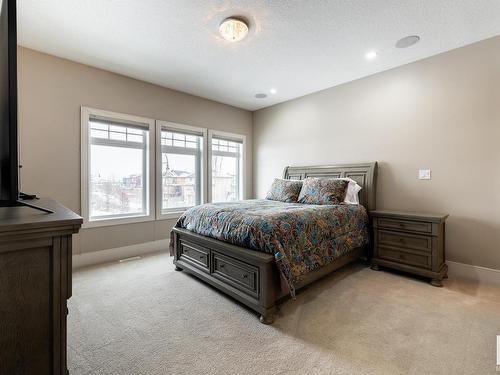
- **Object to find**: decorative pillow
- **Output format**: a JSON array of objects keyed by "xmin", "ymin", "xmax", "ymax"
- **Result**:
[
  {"xmin": 297, "ymin": 177, "xmax": 349, "ymax": 205},
  {"xmin": 266, "ymin": 178, "xmax": 303, "ymax": 203}
]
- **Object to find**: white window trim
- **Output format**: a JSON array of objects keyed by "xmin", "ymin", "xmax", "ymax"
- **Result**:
[
  {"xmin": 81, "ymin": 107, "xmax": 155, "ymax": 228},
  {"xmin": 208, "ymin": 129, "xmax": 247, "ymax": 203},
  {"xmin": 155, "ymin": 120, "xmax": 208, "ymax": 220}
]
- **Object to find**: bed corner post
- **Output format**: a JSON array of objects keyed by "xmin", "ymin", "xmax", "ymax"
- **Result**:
[
  {"xmin": 172, "ymin": 230, "xmax": 183, "ymax": 271},
  {"xmin": 259, "ymin": 313, "xmax": 275, "ymax": 325},
  {"xmin": 367, "ymin": 161, "xmax": 378, "ymax": 262},
  {"xmin": 258, "ymin": 260, "xmax": 279, "ymax": 324}
]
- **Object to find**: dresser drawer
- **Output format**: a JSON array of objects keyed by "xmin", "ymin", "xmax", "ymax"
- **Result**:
[
  {"xmin": 378, "ymin": 230, "xmax": 432, "ymax": 252},
  {"xmin": 212, "ymin": 252, "xmax": 259, "ymax": 298},
  {"xmin": 377, "ymin": 218, "xmax": 432, "ymax": 234},
  {"xmin": 179, "ymin": 240, "xmax": 209, "ymax": 271},
  {"xmin": 378, "ymin": 246, "xmax": 431, "ymax": 269}
]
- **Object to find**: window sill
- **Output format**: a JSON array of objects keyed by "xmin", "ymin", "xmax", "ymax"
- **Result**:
[
  {"xmin": 82, "ymin": 214, "xmax": 155, "ymax": 229},
  {"xmin": 157, "ymin": 210, "xmax": 186, "ymax": 220}
]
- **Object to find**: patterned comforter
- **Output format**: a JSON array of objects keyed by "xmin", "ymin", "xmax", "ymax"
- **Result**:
[{"xmin": 173, "ymin": 199, "xmax": 369, "ymax": 297}]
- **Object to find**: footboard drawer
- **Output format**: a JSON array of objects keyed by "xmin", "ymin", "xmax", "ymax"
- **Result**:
[
  {"xmin": 179, "ymin": 240, "xmax": 209, "ymax": 272},
  {"xmin": 212, "ymin": 252, "xmax": 259, "ymax": 298}
]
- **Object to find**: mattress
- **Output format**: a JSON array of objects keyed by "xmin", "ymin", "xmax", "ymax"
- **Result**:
[{"xmin": 173, "ymin": 199, "xmax": 369, "ymax": 296}]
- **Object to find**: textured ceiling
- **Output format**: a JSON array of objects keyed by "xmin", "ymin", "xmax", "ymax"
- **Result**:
[{"xmin": 18, "ymin": 0, "xmax": 500, "ymax": 110}]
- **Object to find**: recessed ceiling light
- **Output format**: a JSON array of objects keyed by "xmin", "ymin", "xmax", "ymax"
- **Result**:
[
  {"xmin": 396, "ymin": 35, "xmax": 420, "ymax": 48},
  {"xmin": 219, "ymin": 17, "xmax": 249, "ymax": 42},
  {"xmin": 365, "ymin": 51, "xmax": 378, "ymax": 60},
  {"xmin": 254, "ymin": 93, "xmax": 267, "ymax": 99},
  {"xmin": 270, "ymin": 88, "xmax": 277, "ymax": 94}
]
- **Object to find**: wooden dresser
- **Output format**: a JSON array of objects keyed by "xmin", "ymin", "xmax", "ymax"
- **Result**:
[
  {"xmin": 370, "ymin": 210, "xmax": 448, "ymax": 286},
  {"xmin": 0, "ymin": 199, "xmax": 82, "ymax": 375}
]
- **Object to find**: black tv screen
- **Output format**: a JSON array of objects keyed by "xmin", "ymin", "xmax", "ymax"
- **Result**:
[{"xmin": 0, "ymin": 0, "xmax": 19, "ymax": 203}]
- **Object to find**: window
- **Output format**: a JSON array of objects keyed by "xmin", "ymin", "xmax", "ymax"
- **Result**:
[
  {"xmin": 81, "ymin": 107, "xmax": 154, "ymax": 227},
  {"xmin": 82, "ymin": 108, "xmax": 246, "ymax": 225},
  {"xmin": 209, "ymin": 130, "xmax": 245, "ymax": 203},
  {"xmin": 156, "ymin": 122, "xmax": 207, "ymax": 218}
]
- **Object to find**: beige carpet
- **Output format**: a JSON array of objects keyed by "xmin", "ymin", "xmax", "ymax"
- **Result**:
[{"xmin": 68, "ymin": 253, "xmax": 500, "ymax": 375}]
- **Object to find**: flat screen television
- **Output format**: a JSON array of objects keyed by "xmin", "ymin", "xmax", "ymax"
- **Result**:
[
  {"xmin": 0, "ymin": 0, "xmax": 52, "ymax": 212},
  {"xmin": 0, "ymin": 0, "xmax": 19, "ymax": 204}
]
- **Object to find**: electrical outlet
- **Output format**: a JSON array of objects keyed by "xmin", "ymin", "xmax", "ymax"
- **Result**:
[{"xmin": 419, "ymin": 169, "xmax": 431, "ymax": 180}]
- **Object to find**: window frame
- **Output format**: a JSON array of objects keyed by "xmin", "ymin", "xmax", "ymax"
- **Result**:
[
  {"xmin": 208, "ymin": 129, "xmax": 246, "ymax": 203},
  {"xmin": 155, "ymin": 120, "xmax": 208, "ymax": 220},
  {"xmin": 81, "ymin": 107, "xmax": 155, "ymax": 228}
]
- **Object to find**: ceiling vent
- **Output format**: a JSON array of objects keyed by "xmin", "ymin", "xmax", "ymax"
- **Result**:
[{"xmin": 396, "ymin": 35, "xmax": 420, "ymax": 48}]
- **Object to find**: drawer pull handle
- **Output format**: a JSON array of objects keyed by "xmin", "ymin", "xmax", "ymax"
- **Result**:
[
  {"xmin": 220, "ymin": 264, "xmax": 225, "ymax": 268},
  {"xmin": 199, "ymin": 255, "xmax": 204, "ymax": 259},
  {"xmin": 242, "ymin": 274, "xmax": 248, "ymax": 279}
]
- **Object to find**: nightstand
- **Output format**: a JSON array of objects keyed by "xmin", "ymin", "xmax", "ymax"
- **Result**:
[{"xmin": 370, "ymin": 210, "xmax": 449, "ymax": 287}]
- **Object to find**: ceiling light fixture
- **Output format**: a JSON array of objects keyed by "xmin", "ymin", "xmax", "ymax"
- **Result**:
[
  {"xmin": 270, "ymin": 88, "xmax": 277, "ymax": 94},
  {"xmin": 254, "ymin": 93, "xmax": 267, "ymax": 99},
  {"xmin": 396, "ymin": 35, "xmax": 420, "ymax": 48},
  {"xmin": 219, "ymin": 17, "xmax": 249, "ymax": 42},
  {"xmin": 365, "ymin": 51, "xmax": 378, "ymax": 60}
]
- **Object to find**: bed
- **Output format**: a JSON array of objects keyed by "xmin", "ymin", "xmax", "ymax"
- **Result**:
[{"xmin": 171, "ymin": 162, "xmax": 378, "ymax": 324}]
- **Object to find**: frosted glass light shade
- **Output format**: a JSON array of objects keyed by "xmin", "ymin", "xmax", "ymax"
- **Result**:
[{"xmin": 219, "ymin": 18, "xmax": 249, "ymax": 42}]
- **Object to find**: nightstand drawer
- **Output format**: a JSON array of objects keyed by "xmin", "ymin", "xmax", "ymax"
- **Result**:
[
  {"xmin": 377, "ymin": 218, "xmax": 432, "ymax": 234},
  {"xmin": 378, "ymin": 246, "xmax": 431, "ymax": 269},
  {"xmin": 378, "ymin": 230, "xmax": 432, "ymax": 252}
]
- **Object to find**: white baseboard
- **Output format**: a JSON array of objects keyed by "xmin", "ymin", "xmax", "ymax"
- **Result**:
[
  {"xmin": 447, "ymin": 260, "xmax": 500, "ymax": 286},
  {"xmin": 73, "ymin": 239, "xmax": 170, "ymax": 269},
  {"xmin": 72, "ymin": 241, "xmax": 500, "ymax": 286}
]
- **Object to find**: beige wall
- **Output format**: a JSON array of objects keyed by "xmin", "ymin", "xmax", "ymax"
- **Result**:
[
  {"xmin": 17, "ymin": 47, "xmax": 253, "ymax": 255},
  {"xmin": 253, "ymin": 36, "xmax": 500, "ymax": 270}
]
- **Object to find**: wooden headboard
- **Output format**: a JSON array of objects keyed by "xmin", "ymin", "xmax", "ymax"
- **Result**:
[{"xmin": 283, "ymin": 162, "xmax": 378, "ymax": 211}]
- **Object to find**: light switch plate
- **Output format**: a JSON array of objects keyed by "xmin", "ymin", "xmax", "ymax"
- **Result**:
[{"xmin": 419, "ymin": 169, "xmax": 431, "ymax": 180}]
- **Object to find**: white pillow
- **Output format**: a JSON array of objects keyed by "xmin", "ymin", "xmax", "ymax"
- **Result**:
[{"xmin": 338, "ymin": 178, "xmax": 362, "ymax": 205}]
